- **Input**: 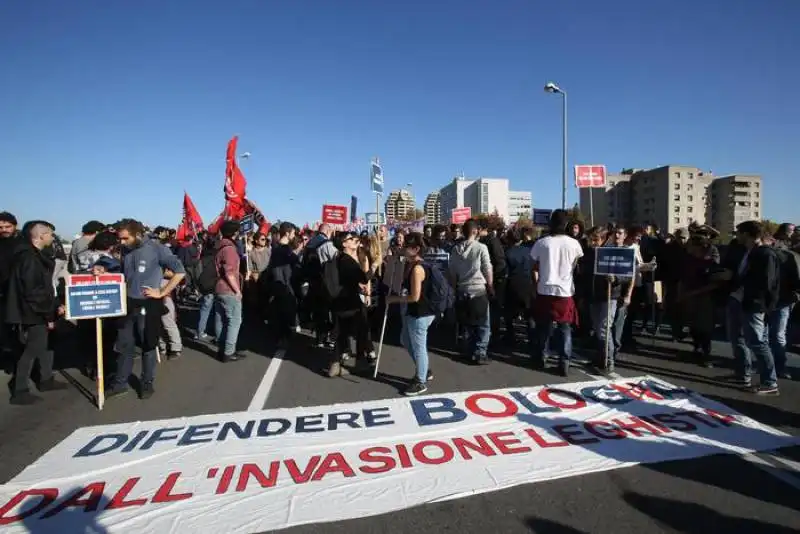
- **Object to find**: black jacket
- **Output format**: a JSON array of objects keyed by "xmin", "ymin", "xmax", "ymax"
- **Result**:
[
  {"xmin": 725, "ymin": 244, "xmax": 780, "ymax": 314},
  {"xmin": 0, "ymin": 232, "xmax": 22, "ymax": 299},
  {"xmin": 5, "ymin": 241, "xmax": 58, "ymax": 325},
  {"xmin": 481, "ymin": 234, "xmax": 507, "ymax": 280}
]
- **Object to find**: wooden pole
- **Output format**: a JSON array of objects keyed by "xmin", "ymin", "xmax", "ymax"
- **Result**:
[
  {"xmin": 605, "ymin": 279, "xmax": 612, "ymax": 372},
  {"xmin": 96, "ymin": 317, "xmax": 106, "ymax": 410}
]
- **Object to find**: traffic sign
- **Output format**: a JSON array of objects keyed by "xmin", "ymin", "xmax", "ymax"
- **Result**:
[
  {"xmin": 65, "ymin": 274, "xmax": 127, "ymax": 321},
  {"xmin": 574, "ymin": 165, "xmax": 607, "ymax": 188},
  {"xmin": 370, "ymin": 161, "xmax": 384, "ymax": 194}
]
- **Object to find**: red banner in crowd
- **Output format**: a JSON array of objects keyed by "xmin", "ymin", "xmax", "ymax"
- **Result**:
[
  {"xmin": 322, "ymin": 205, "xmax": 348, "ymax": 225},
  {"xmin": 176, "ymin": 192, "xmax": 205, "ymax": 242}
]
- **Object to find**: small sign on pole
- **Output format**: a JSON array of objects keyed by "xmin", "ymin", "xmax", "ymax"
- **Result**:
[
  {"xmin": 533, "ymin": 209, "xmax": 553, "ymax": 226},
  {"xmin": 594, "ymin": 247, "xmax": 637, "ymax": 278},
  {"xmin": 450, "ymin": 207, "xmax": 472, "ymax": 225},
  {"xmin": 66, "ymin": 274, "xmax": 128, "ymax": 410},
  {"xmin": 574, "ymin": 165, "xmax": 607, "ymax": 188},
  {"xmin": 239, "ymin": 215, "xmax": 254, "ymax": 234},
  {"xmin": 365, "ymin": 212, "xmax": 386, "ymax": 225}
]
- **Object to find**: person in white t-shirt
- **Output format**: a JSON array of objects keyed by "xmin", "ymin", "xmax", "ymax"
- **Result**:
[{"xmin": 530, "ymin": 210, "xmax": 584, "ymax": 375}]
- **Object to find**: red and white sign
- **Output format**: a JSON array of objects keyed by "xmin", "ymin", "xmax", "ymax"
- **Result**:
[
  {"xmin": 450, "ymin": 207, "xmax": 472, "ymax": 225},
  {"xmin": 1, "ymin": 377, "xmax": 795, "ymax": 533},
  {"xmin": 67, "ymin": 274, "xmax": 124, "ymax": 286},
  {"xmin": 321, "ymin": 204, "xmax": 348, "ymax": 225},
  {"xmin": 574, "ymin": 165, "xmax": 607, "ymax": 188}
]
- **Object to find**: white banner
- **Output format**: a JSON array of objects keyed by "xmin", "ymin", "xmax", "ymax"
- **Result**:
[{"xmin": 0, "ymin": 376, "xmax": 796, "ymax": 533}]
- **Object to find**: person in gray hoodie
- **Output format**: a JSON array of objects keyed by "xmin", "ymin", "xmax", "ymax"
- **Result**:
[{"xmin": 448, "ymin": 219, "xmax": 493, "ymax": 364}]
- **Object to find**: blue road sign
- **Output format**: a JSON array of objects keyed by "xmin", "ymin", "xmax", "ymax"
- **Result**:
[
  {"xmin": 594, "ymin": 247, "xmax": 637, "ymax": 278},
  {"xmin": 240, "ymin": 215, "xmax": 254, "ymax": 234},
  {"xmin": 370, "ymin": 161, "xmax": 384, "ymax": 194}
]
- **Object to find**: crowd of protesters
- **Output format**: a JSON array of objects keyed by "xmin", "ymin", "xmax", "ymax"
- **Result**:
[{"xmin": 1, "ymin": 207, "xmax": 798, "ymax": 406}]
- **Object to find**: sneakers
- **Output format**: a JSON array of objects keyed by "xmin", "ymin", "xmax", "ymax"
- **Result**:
[
  {"xmin": 426, "ymin": 369, "xmax": 434, "ymax": 382},
  {"xmin": 366, "ymin": 351, "xmax": 377, "ymax": 361},
  {"xmin": 10, "ymin": 391, "xmax": 43, "ymax": 405},
  {"xmin": 404, "ymin": 380, "xmax": 428, "ymax": 397},
  {"xmin": 105, "ymin": 386, "xmax": 129, "ymax": 400},
  {"xmin": 167, "ymin": 351, "xmax": 182, "ymax": 361},
  {"xmin": 140, "ymin": 383, "xmax": 155, "ymax": 400},
  {"xmin": 326, "ymin": 361, "xmax": 350, "ymax": 378},
  {"xmin": 222, "ymin": 352, "xmax": 246, "ymax": 363},
  {"xmin": 777, "ymin": 371, "xmax": 793, "ymax": 380},
  {"xmin": 194, "ymin": 334, "xmax": 214, "ymax": 343},
  {"xmin": 38, "ymin": 378, "xmax": 69, "ymax": 392},
  {"xmin": 752, "ymin": 384, "xmax": 779, "ymax": 396}
]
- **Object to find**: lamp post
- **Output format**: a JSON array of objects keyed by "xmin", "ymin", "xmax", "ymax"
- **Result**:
[
  {"xmin": 544, "ymin": 82, "xmax": 567, "ymax": 210},
  {"xmin": 406, "ymin": 182, "xmax": 415, "ymax": 219}
]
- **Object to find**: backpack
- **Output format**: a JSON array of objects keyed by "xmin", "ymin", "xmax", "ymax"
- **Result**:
[
  {"xmin": 302, "ymin": 238, "xmax": 326, "ymax": 283},
  {"xmin": 196, "ymin": 243, "xmax": 234, "ymax": 295},
  {"xmin": 422, "ymin": 262, "xmax": 454, "ymax": 316},
  {"xmin": 775, "ymin": 247, "xmax": 800, "ymax": 304},
  {"xmin": 321, "ymin": 256, "xmax": 342, "ymax": 301}
]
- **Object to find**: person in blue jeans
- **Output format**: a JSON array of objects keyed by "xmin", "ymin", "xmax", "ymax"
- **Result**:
[
  {"xmin": 213, "ymin": 221, "xmax": 245, "ymax": 362},
  {"xmin": 714, "ymin": 220, "xmax": 781, "ymax": 395},
  {"xmin": 768, "ymin": 303, "xmax": 794, "ymax": 379},
  {"xmin": 388, "ymin": 232, "xmax": 435, "ymax": 396}
]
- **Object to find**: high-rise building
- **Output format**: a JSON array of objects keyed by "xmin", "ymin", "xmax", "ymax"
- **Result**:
[
  {"xmin": 423, "ymin": 192, "xmax": 442, "ymax": 224},
  {"xmin": 439, "ymin": 177, "xmax": 474, "ymax": 223},
  {"xmin": 384, "ymin": 189, "xmax": 415, "ymax": 221},
  {"xmin": 710, "ymin": 175, "xmax": 762, "ymax": 235},
  {"xmin": 508, "ymin": 191, "xmax": 532, "ymax": 223},
  {"xmin": 463, "ymin": 178, "xmax": 510, "ymax": 221},
  {"xmin": 580, "ymin": 165, "xmax": 717, "ymax": 233}
]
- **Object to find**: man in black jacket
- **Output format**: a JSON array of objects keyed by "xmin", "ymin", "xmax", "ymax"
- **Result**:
[
  {"xmin": 715, "ymin": 220, "xmax": 780, "ymax": 395},
  {"xmin": 0, "ymin": 211, "xmax": 22, "ymax": 371},
  {"xmin": 479, "ymin": 221, "xmax": 507, "ymax": 343},
  {"xmin": 5, "ymin": 221, "xmax": 68, "ymax": 405}
]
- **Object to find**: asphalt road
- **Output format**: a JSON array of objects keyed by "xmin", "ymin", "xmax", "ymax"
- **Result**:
[{"xmin": 1, "ymin": 308, "xmax": 799, "ymax": 534}]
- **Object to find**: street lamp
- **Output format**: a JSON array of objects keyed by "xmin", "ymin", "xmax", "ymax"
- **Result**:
[
  {"xmin": 406, "ymin": 182, "xmax": 415, "ymax": 217},
  {"xmin": 544, "ymin": 82, "xmax": 567, "ymax": 210}
]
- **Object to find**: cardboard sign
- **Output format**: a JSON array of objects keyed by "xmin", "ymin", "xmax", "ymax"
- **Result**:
[
  {"xmin": 594, "ymin": 247, "xmax": 637, "ymax": 278},
  {"xmin": 65, "ymin": 274, "xmax": 127, "ymax": 320},
  {"xmin": 0, "ymin": 376, "xmax": 794, "ymax": 533},
  {"xmin": 322, "ymin": 205, "xmax": 348, "ymax": 225},
  {"xmin": 450, "ymin": 207, "xmax": 472, "ymax": 225}
]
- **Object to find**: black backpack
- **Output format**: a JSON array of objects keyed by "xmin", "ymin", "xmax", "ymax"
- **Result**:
[
  {"xmin": 302, "ymin": 238, "xmax": 326, "ymax": 283},
  {"xmin": 321, "ymin": 256, "xmax": 342, "ymax": 301},
  {"xmin": 196, "ymin": 243, "xmax": 234, "ymax": 294}
]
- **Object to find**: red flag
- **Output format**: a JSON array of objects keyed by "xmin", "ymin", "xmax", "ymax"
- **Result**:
[
  {"xmin": 224, "ymin": 136, "xmax": 248, "ymax": 220},
  {"xmin": 176, "ymin": 192, "xmax": 205, "ymax": 242}
]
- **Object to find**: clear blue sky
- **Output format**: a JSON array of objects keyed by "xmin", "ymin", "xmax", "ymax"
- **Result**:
[{"xmin": 2, "ymin": 0, "xmax": 798, "ymax": 236}]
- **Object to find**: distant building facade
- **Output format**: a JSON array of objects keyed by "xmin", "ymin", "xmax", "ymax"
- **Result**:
[
  {"xmin": 384, "ymin": 189, "xmax": 415, "ymax": 221},
  {"xmin": 424, "ymin": 192, "xmax": 442, "ymax": 225}
]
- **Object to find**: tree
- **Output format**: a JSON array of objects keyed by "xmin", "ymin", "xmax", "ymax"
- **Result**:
[
  {"xmin": 761, "ymin": 219, "xmax": 780, "ymax": 237},
  {"xmin": 514, "ymin": 212, "xmax": 533, "ymax": 228},
  {"xmin": 473, "ymin": 210, "xmax": 505, "ymax": 231},
  {"xmin": 566, "ymin": 203, "xmax": 586, "ymax": 225},
  {"xmin": 397, "ymin": 209, "xmax": 425, "ymax": 222}
]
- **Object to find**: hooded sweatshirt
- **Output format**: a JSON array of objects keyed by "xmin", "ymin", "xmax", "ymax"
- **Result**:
[{"xmin": 449, "ymin": 239, "xmax": 492, "ymax": 297}]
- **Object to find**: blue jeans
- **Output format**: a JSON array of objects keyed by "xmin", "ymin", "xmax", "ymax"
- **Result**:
[
  {"xmin": 726, "ymin": 297, "xmax": 777, "ymax": 386},
  {"xmin": 590, "ymin": 300, "xmax": 628, "ymax": 364},
  {"xmin": 114, "ymin": 311, "xmax": 157, "ymax": 389},
  {"xmin": 460, "ymin": 309, "xmax": 491, "ymax": 357},
  {"xmin": 401, "ymin": 313, "xmax": 435, "ymax": 383},
  {"xmin": 536, "ymin": 321, "xmax": 573, "ymax": 364},
  {"xmin": 768, "ymin": 304, "xmax": 793, "ymax": 375},
  {"xmin": 215, "ymin": 294, "xmax": 243, "ymax": 357},
  {"xmin": 197, "ymin": 293, "xmax": 215, "ymax": 338}
]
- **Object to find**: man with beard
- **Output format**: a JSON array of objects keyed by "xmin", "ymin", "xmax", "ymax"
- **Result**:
[
  {"xmin": 5, "ymin": 221, "xmax": 69, "ymax": 404},
  {"xmin": 106, "ymin": 219, "xmax": 185, "ymax": 400}
]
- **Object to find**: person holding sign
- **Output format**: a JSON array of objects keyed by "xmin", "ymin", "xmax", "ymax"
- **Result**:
[
  {"xmin": 5, "ymin": 221, "xmax": 69, "ymax": 405},
  {"xmin": 587, "ymin": 226, "xmax": 635, "ymax": 371},
  {"xmin": 107, "ymin": 220, "xmax": 185, "ymax": 401}
]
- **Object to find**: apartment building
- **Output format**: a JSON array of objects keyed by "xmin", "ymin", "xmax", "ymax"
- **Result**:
[
  {"xmin": 439, "ymin": 177, "xmax": 474, "ymax": 223},
  {"xmin": 424, "ymin": 192, "xmax": 442, "ymax": 224},
  {"xmin": 384, "ymin": 189, "xmax": 415, "ymax": 221},
  {"xmin": 581, "ymin": 165, "xmax": 718, "ymax": 233},
  {"xmin": 463, "ymin": 178, "xmax": 510, "ymax": 222},
  {"xmin": 508, "ymin": 191, "xmax": 532, "ymax": 223},
  {"xmin": 710, "ymin": 175, "xmax": 763, "ymax": 235},
  {"xmin": 578, "ymin": 173, "xmax": 632, "ymax": 227}
]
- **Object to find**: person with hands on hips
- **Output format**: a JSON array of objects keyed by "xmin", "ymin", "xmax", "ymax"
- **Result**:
[{"xmin": 106, "ymin": 219, "xmax": 185, "ymax": 401}]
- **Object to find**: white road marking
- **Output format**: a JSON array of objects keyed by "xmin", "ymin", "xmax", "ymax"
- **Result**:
[
  {"xmin": 247, "ymin": 348, "xmax": 286, "ymax": 412},
  {"xmin": 740, "ymin": 451, "xmax": 800, "ymax": 490}
]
